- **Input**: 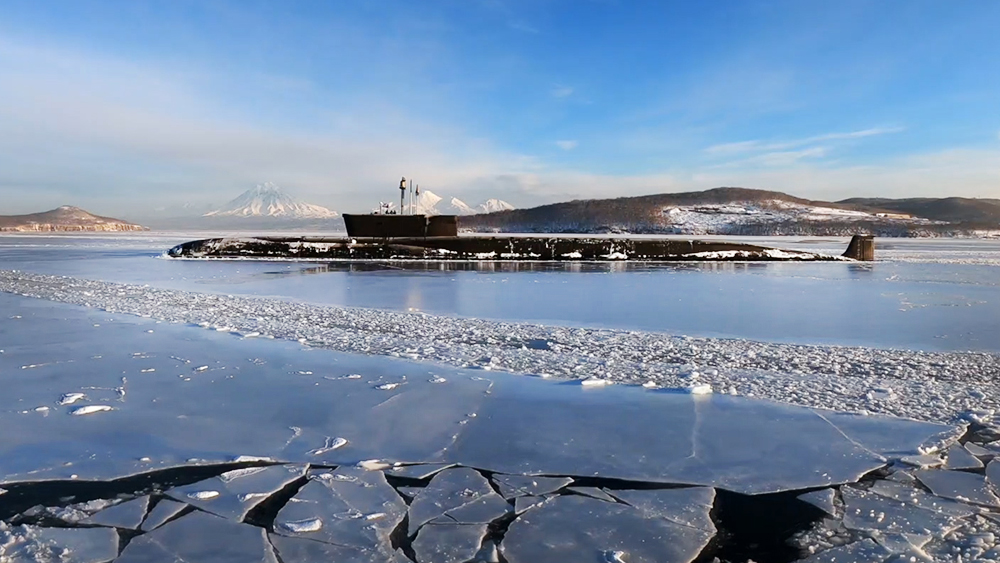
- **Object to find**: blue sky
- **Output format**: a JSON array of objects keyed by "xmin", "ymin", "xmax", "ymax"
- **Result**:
[{"xmin": 1, "ymin": 0, "xmax": 998, "ymax": 216}]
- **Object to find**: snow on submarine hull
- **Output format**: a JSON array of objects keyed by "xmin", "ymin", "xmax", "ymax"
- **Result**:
[{"xmin": 166, "ymin": 235, "xmax": 872, "ymax": 262}]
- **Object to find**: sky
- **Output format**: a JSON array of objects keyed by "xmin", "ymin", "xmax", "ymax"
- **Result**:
[{"xmin": 1, "ymin": 0, "xmax": 999, "ymax": 218}]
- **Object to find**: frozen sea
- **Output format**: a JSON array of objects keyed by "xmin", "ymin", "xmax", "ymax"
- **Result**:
[
  {"xmin": 2, "ymin": 232, "xmax": 1000, "ymax": 563},
  {"xmin": 2, "ymin": 233, "xmax": 1000, "ymax": 351}
]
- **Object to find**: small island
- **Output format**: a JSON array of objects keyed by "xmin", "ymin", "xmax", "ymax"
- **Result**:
[{"xmin": 0, "ymin": 206, "xmax": 147, "ymax": 232}]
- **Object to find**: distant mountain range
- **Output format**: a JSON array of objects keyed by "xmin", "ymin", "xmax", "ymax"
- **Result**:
[
  {"xmin": 205, "ymin": 183, "xmax": 339, "ymax": 219},
  {"xmin": 459, "ymin": 188, "xmax": 1000, "ymax": 237},
  {"xmin": 0, "ymin": 206, "xmax": 146, "ymax": 232},
  {"xmin": 405, "ymin": 190, "xmax": 515, "ymax": 216}
]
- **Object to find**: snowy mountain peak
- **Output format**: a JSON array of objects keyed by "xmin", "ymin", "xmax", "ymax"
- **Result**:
[
  {"xmin": 449, "ymin": 198, "xmax": 476, "ymax": 215},
  {"xmin": 205, "ymin": 183, "xmax": 339, "ymax": 219},
  {"xmin": 480, "ymin": 198, "xmax": 515, "ymax": 214}
]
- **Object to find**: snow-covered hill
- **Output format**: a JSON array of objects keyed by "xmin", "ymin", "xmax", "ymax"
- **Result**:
[
  {"xmin": 205, "ymin": 183, "xmax": 338, "ymax": 219},
  {"xmin": 405, "ymin": 191, "xmax": 515, "ymax": 216},
  {"xmin": 0, "ymin": 206, "xmax": 147, "ymax": 232},
  {"xmin": 459, "ymin": 187, "xmax": 973, "ymax": 236},
  {"xmin": 657, "ymin": 200, "xmax": 934, "ymax": 235}
]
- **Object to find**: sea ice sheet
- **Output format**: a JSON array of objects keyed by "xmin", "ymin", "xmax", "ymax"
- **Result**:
[
  {"xmin": 501, "ymin": 494, "xmax": 714, "ymax": 563},
  {"xmin": 0, "ymin": 293, "xmax": 964, "ymax": 498},
  {"xmin": 442, "ymin": 378, "xmax": 959, "ymax": 494}
]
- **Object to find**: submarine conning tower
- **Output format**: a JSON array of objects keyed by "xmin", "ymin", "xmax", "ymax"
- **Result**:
[{"xmin": 842, "ymin": 234, "xmax": 875, "ymax": 261}]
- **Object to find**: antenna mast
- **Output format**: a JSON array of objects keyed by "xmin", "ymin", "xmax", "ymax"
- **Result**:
[{"xmin": 399, "ymin": 176, "xmax": 406, "ymax": 215}]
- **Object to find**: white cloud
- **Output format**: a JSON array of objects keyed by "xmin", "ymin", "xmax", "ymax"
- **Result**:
[
  {"xmin": 705, "ymin": 127, "xmax": 904, "ymax": 155},
  {"xmin": 0, "ymin": 36, "xmax": 539, "ymax": 215},
  {"xmin": 555, "ymin": 140, "xmax": 578, "ymax": 151}
]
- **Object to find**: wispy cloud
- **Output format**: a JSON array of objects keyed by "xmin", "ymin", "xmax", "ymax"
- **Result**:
[
  {"xmin": 705, "ymin": 127, "xmax": 904, "ymax": 155},
  {"xmin": 509, "ymin": 21, "xmax": 539, "ymax": 34},
  {"xmin": 719, "ymin": 147, "xmax": 828, "ymax": 168},
  {"xmin": 551, "ymin": 86, "xmax": 574, "ymax": 99},
  {"xmin": 555, "ymin": 140, "xmax": 578, "ymax": 151}
]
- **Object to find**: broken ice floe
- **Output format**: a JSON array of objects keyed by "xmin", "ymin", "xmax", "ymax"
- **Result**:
[
  {"xmin": 140, "ymin": 499, "xmax": 188, "ymax": 532},
  {"xmin": 274, "ymin": 467, "xmax": 406, "ymax": 558},
  {"xmin": 166, "ymin": 464, "xmax": 308, "ymax": 521},
  {"xmin": 412, "ymin": 522, "xmax": 490, "ymax": 563},
  {"xmin": 502, "ymin": 494, "xmax": 714, "ymax": 563},
  {"xmin": 407, "ymin": 468, "xmax": 510, "ymax": 531},
  {"xmin": 0, "ymin": 524, "xmax": 118, "ymax": 563},
  {"xmin": 117, "ymin": 510, "xmax": 277, "ymax": 563},
  {"xmin": 83, "ymin": 495, "xmax": 150, "ymax": 530}
]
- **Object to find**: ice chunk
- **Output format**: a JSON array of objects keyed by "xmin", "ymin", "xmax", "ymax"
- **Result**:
[
  {"xmin": 987, "ymin": 459, "xmax": 1000, "ymax": 491},
  {"xmin": 388, "ymin": 463, "xmax": 456, "ymax": 480},
  {"xmin": 568, "ymin": 486, "xmax": 618, "ymax": 503},
  {"xmin": 268, "ymin": 533, "xmax": 389, "ymax": 563},
  {"xmin": 140, "ymin": 499, "xmax": 188, "ymax": 531},
  {"xmin": 900, "ymin": 454, "xmax": 944, "ymax": 469},
  {"xmin": 84, "ymin": 495, "xmax": 150, "ymax": 529},
  {"xmin": 513, "ymin": 496, "xmax": 550, "ymax": 514},
  {"xmin": 0, "ymin": 526, "xmax": 118, "ymax": 563},
  {"xmin": 966, "ymin": 442, "xmax": 994, "ymax": 457},
  {"xmin": 492, "ymin": 474, "xmax": 573, "ymax": 499},
  {"xmin": 70, "ymin": 405, "xmax": 113, "ymax": 416},
  {"xmin": 872, "ymin": 531, "xmax": 932, "ymax": 554},
  {"xmin": 307, "ymin": 436, "xmax": 348, "ymax": 456},
  {"xmin": 814, "ymin": 410, "xmax": 964, "ymax": 457},
  {"xmin": 412, "ymin": 523, "xmax": 489, "ymax": 563},
  {"xmin": 273, "ymin": 467, "xmax": 406, "ymax": 556},
  {"xmin": 797, "ymin": 488, "xmax": 839, "ymax": 517},
  {"xmin": 166, "ymin": 464, "xmax": 308, "ymax": 521},
  {"xmin": 841, "ymin": 486, "xmax": 964, "ymax": 536},
  {"xmin": 501, "ymin": 495, "xmax": 714, "ymax": 563},
  {"xmin": 117, "ymin": 511, "xmax": 277, "ymax": 563},
  {"xmin": 58, "ymin": 393, "xmax": 87, "ymax": 405},
  {"xmin": 606, "ymin": 487, "xmax": 716, "ymax": 532},
  {"xmin": 915, "ymin": 469, "xmax": 1000, "ymax": 508},
  {"xmin": 280, "ymin": 518, "xmax": 323, "ymax": 533},
  {"xmin": 945, "ymin": 443, "xmax": 984, "ymax": 470},
  {"xmin": 408, "ymin": 468, "xmax": 510, "ymax": 531},
  {"xmin": 798, "ymin": 538, "xmax": 893, "ymax": 562},
  {"xmin": 868, "ymin": 479, "xmax": 980, "ymax": 517}
]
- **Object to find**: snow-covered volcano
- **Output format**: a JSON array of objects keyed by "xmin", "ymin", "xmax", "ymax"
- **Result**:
[{"xmin": 205, "ymin": 183, "xmax": 338, "ymax": 219}]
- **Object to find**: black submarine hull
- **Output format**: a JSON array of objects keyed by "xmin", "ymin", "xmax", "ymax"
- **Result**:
[{"xmin": 167, "ymin": 235, "xmax": 869, "ymax": 261}]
